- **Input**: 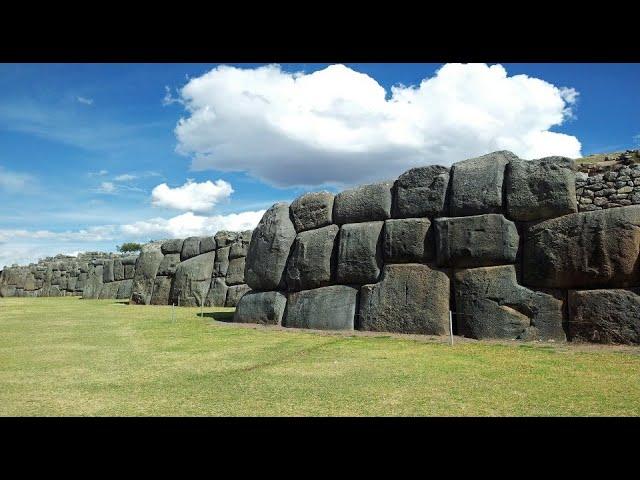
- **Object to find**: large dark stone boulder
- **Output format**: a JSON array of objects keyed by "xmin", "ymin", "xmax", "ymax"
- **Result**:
[
  {"xmin": 161, "ymin": 239, "xmax": 184, "ymax": 255},
  {"xmin": 213, "ymin": 246, "xmax": 230, "ymax": 277},
  {"xmin": 336, "ymin": 221, "xmax": 383, "ymax": 285},
  {"xmin": 568, "ymin": 289, "xmax": 640, "ymax": 344},
  {"xmin": 121, "ymin": 255, "xmax": 138, "ymax": 266},
  {"xmin": 449, "ymin": 151, "xmax": 518, "ymax": 216},
  {"xmin": 505, "ymin": 156, "xmax": 578, "ymax": 221},
  {"xmin": 169, "ymin": 251, "xmax": 215, "ymax": 307},
  {"xmin": 82, "ymin": 265, "xmax": 104, "ymax": 299},
  {"xmin": 124, "ymin": 264, "xmax": 135, "ymax": 280},
  {"xmin": 383, "ymin": 218, "xmax": 434, "ymax": 263},
  {"xmin": 226, "ymin": 257, "xmax": 246, "ymax": 286},
  {"xmin": 285, "ymin": 224, "xmax": 339, "ymax": 291},
  {"xmin": 283, "ymin": 285, "xmax": 357, "ymax": 331},
  {"xmin": 229, "ymin": 230, "xmax": 253, "ymax": 259},
  {"xmin": 454, "ymin": 265, "xmax": 566, "ymax": 341},
  {"xmin": 156, "ymin": 253, "xmax": 181, "ymax": 277},
  {"xmin": 225, "ymin": 284, "xmax": 251, "ymax": 307},
  {"xmin": 131, "ymin": 241, "xmax": 164, "ymax": 305},
  {"xmin": 150, "ymin": 276, "xmax": 173, "ymax": 305},
  {"xmin": 233, "ymin": 291, "xmax": 287, "ymax": 325},
  {"xmin": 215, "ymin": 230, "xmax": 239, "ymax": 250},
  {"xmin": 393, "ymin": 165, "xmax": 450, "ymax": 218},
  {"xmin": 180, "ymin": 237, "xmax": 201, "ymax": 261},
  {"xmin": 333, "ymin": 182, "xmax": 393, "ymax": 225},
  {"xmin": 103, "ymin": 260, "xmax": 115, "ymax": 283},
  {"xmin": 113, "ymin": 259, "xmax": 124, "ymax": 281},
  {"xmin": 205, "ymin": 277, "xmax": 228, "ymax": 307},
  {"xmin": 359, "ymin": 264, "xmax": 450, "ymax": 335},
  {"xmin": 199, "ymin": 236, "xmax": 217, "ymax": 254},
  {"xmin": 290, "ymin": 191, "xmax": 335, "ymax": 232},
  {"xmin": 245, "ymin": 203, "xmax": 297, "ymax": 291},
  {"xmin": 98, "ymin": 281, "xmax": 120, "ymax": 299},
  {"xmin": 116, "ymin": 279, "xmax": 133, "ymax": 299},
  {"xmin": 523, "ymin": 206, "xmax": 640, "ymax": 289},
  {"xmin": 435, "ymin": 214, "xmax": 519, "ymax": 268}
]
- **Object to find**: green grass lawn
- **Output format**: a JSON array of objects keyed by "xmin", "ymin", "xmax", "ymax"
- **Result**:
[{"xmin": 1, "ymin": 296, "xmax": 639, "ymax": 416}]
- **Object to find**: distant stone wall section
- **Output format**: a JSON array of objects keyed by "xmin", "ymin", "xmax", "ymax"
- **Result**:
[{"xmin": 236, "ymin": 150, "xmax": 640, "ymax": 344}]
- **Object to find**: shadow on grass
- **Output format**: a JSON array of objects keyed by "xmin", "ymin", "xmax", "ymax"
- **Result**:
[{"xmin": 201, "ymin": 311, "xmax": 235, "ymax": 322}]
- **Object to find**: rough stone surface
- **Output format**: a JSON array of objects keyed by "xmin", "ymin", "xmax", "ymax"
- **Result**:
[
  {"xmin": 229, "ymin": 230, "xmax": 253, "ymax": 259},
  {"xmin": 226, "ymin": 257, "xmax": 246, "ymax": 286},
  {"xmin": 383, "ymin": 218, "xmax": 433, "ymax": 263},
  {"xmin": 82, "ymin": 265, "xmax": 104, "ymax": 299},
  {"xmin": 290, "ymin": 191, "xmax": 335, "ymax": 232},
  {"xmin": 505, "ymin": 156, "xmax": 577, "ymax": 221},
  {"xmin": 449, "ymin": 151, "xmax": 518, "ymax": 216},
  {"xmin": 124, "ymin": 264, "xmax": 135, "ymax": 279},
  {"xmin": 116, "ymin": 279, "xmax": 133, "ymax": 299},
  {"xmin": 245, "ymin": 203, "xmax": 296, "ymax": 291},
  {"xmin": 225, "ymin": 284, "xmax": 251, "ymax": 307},
  {"xmin": 156, "ymin": 253, "xmax": 181, "ymax": 277},
  {"xmin": 205, "ymin": 277, "xmax": 228, "ymax": 307},
  {"xmin": 393, "ymin": 165, "xmax": 450, "ymax": 218},
  {"xmin": 103, "ymin": 260, "xmax": 115, "ymax": 283},
  {"xmin": 161, "ymin": 239, "xmax": 184, "ymax": 255},
  {"xmin": 333, "ymin": 182, "xmax": 393, "ymax": 225},
  {"xmin": 568, "ymin": 289, "xmax": 640, "ymax": 344},
  {"xmin": 180, "ymin": 237, "xmax": 201, "ymax": 261},
  {"xmin": 113, "ymin": 259, "xmax": 124, "ymax": 281},
  {"xmin": 233, "ymin": 291, "xmax": 287, "ymax": 325},
  {"xmin": 359, "ymin": 264, "xmax": 450, "ymax": 335},
  {"xmin": 213, "ymin": 246, "xmax": 230, "ymax": 278},
  {"xmin": 435, "ymin": 214, "xmax": 519, "ymax": 268},
  {"xmin": 199, "ymin": 236, "xmax": 217, "ymax": 254},
  {"xmin": 336, "ymin": 221, "xmax": 383, "ymax": 285},
  {"xmin": 169, "ymin": 251, "xmax": 215, "ymax": 307},
  {"xmin": 215, "ymin": 231, "xmax": 239, "ymax": 250},
  {"xmin": 523, "ymin": 206, "xmax": 640, "ymax": 288},
  {"xmin": 454, "ymin": 265, "xmax": 566, "ymax": 341},
  {"xmin": 150, "ymin": 276, "xmax": 173, "ymax": 305},
  {"xmin": 285, "ymin": 224, "xmax": 339, "ymax": 291},
  {"xmin": 284, "ymin": 285, "xmax": 357, "ymax": 331},
  {"xmin": 131, "ymin": 242, "xmax": 164, "ymax": 305}
]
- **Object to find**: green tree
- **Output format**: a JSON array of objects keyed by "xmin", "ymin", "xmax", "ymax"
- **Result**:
[{"xmin": 116, "ymin": 242, "xmax": 143, "ymax": 253}]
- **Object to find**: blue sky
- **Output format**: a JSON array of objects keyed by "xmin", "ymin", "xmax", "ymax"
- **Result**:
[{"xmin": 1, "ymin": 63, "xmax": 639, "ymax": 267}]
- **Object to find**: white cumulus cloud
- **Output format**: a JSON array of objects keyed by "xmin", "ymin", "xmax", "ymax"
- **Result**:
[
  {"xmin": 173, "ymin": 63, "xmax": 582, "ymax": 187},
  {"xmin": 151, "ymin": 179, "xmax": 234, "ymax": 212}
]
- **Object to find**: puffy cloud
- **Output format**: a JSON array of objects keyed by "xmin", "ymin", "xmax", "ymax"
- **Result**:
[
  {"xmin": 151, "ymin": 179, "xmax": 233, "ymax": 212},
  {"xmin": 98, "ymin": 181, "xmax": 116, "ymax": 193},
  {"xmin": 0, "ymin": 209, "xmax": 265, "ymax": 268},
  {"xmin": 174, "ymin": 63, "xmax": 582, "ymax": 187}
]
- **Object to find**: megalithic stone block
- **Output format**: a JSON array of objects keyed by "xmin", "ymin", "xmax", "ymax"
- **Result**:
[
  {"xmin": 333, "ymin": 182, "xmax": 393, "ymax": 225},
  {"xmin": 234, "ymin": 291, "xmax": 287, "ymax": 325},
  {"xmin": 393, "ymin": 165, "xmax": 450, "ymax": 218},
  {"xmin": 284, "ymin": 285, "xmax": 357, "ymax": 331},
  {"xmin": 286, "ymin": 224, "xmax": 339, "ymax": 291},
  {"xmin": 290, "ymin": 191, "xmax": 335, "ymax": 232},
  {"xmin": 383, "ymin": 218, "xmax": 434, "ymax": 263},
  {"xmin": 336, "ymin": 221, "xmax": 384, "ymax": 285}
]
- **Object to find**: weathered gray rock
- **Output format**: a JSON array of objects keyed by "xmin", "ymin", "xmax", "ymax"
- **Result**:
[
  {"xmin": 121, "ymin": 255, "xmax": 138, "ymax": 266},
  {"xmin": 82, "ymin": 265, "xmax": 104, "ymax": 299},
  {"xmin": 505, "ymin": 156, "xmax": 578, "ymax": 221},
  {"xmin": 454, "ymin": 265, "xmax": 566, "ymax": 341},
  {"xmin": 290, "ymin": 191, "xmax": 335, "ymax": 232},
  {"xmin": 229, "ymin": 230, "xmax": 253, "ymax": 259},
  {"xmin": 523, "ymin": 206, "xmax": 640, "ymax": 288},
  {"xmin": 113, "ymin": 259, "xmax": 124, "ymax": 281},
  {"xmin": 213, "ymin": 246, "xmax": 230, "ymax": 278},
  {"xmin": 98, "ymin": 281, "xmax": 120, "ymax": 299},
  {"xmin": 286, "ymin": 224, "xmax": 339, "ymax": 291},
  {"xmin": 156, "ymin": 253, "xmax": 181, "ymax": 277},
  {"xmin": 449, "ymin": 151, "xmax": 518, "ymax": 216},
  {"xmin": 161, "ymin": 239, "xmax": 184, "ymax": 255},
  {"xmin": 359, "ymin": 264, "xmax": 450, "ymax": 335},
  {"xmin": 336, "ymin": 222, "xmax": 383, "ymax": 285},
  {"xmin": 205, "ymin": 277, "xmax": 228, "ymax": 307},
  {"xmin": 169, "ymin": 251, "xmax": 215, "ymax": 307},
  {"xmin": 150, "ymin": 276, "xmax": 173, "ymax": 305},
  {"xmin": 226, "ymin": 257, "xmax": 246, "ymax": 286},
  {"xmin": 225, "ymin": 284, "xmax": 251, "ymax": 307},
  {"xmin": 393, "ymin": 165, "xmax": 450, "ymax": 218},
  {"xmin": 383, "ymin": 218, "xmax": 434, "ymax": 263},
  {"xmin": 435, "ymin": 214, "xmax": 519, "ymax": 268},
  {"xmin": 245, "ymin": 203, "xmax": 296, "ymax": 291},
  {"xmin": 131, "ymin": 241, "xmax": 164, "ymax": 305},
  {"xmin": 180, "ymin": 237, "xmax": 201, "ymax": 261},
  {"xmin": 116, "ymin": 279, "xmax": 133, "ymax": 299},
  {"xmin": 284, "ymin": 285, "xmax": 357, "ymax": 331},
  {"xmin": 568, "ymin": 289, "xmax": 640, "ymax": 344},
  {"xmin": 233, "ymin": 291, "xmax": 287, "ymax": 325},
  {"xmin": 199, "ymin": 236, "xmax": 216, "ymax": 254},
  {"xmin": 103, "ymin": 260, "xmax": 115, "ymax": 283},
  {"xmin": 333, "ymin": 182, "xmax": 393, "ymax": 224},
  {"xmin": 215, "ymin": 230, "xmax": 238, "ymax": 250},
  {"xmin": 124, "ymin": 264, "xmax": 135, "ymax": 280}
]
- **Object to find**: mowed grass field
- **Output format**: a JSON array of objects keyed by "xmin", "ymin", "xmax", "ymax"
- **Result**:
[{"xmin": 1, "ymin": 296, "xmax": 639, "ymax": 416}]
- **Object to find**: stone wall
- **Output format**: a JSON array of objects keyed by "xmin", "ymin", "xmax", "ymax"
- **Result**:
[
  {"xmin": 576, "ymin": 150, "xmax": 640, "ymax": 211},
  {"xmin": 236, "ymin": 150, "xmax": 640, "ymax": 344},
  {"xmin": 130, "ymin": 230, "xmax": 252, "ymax": 307}
]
